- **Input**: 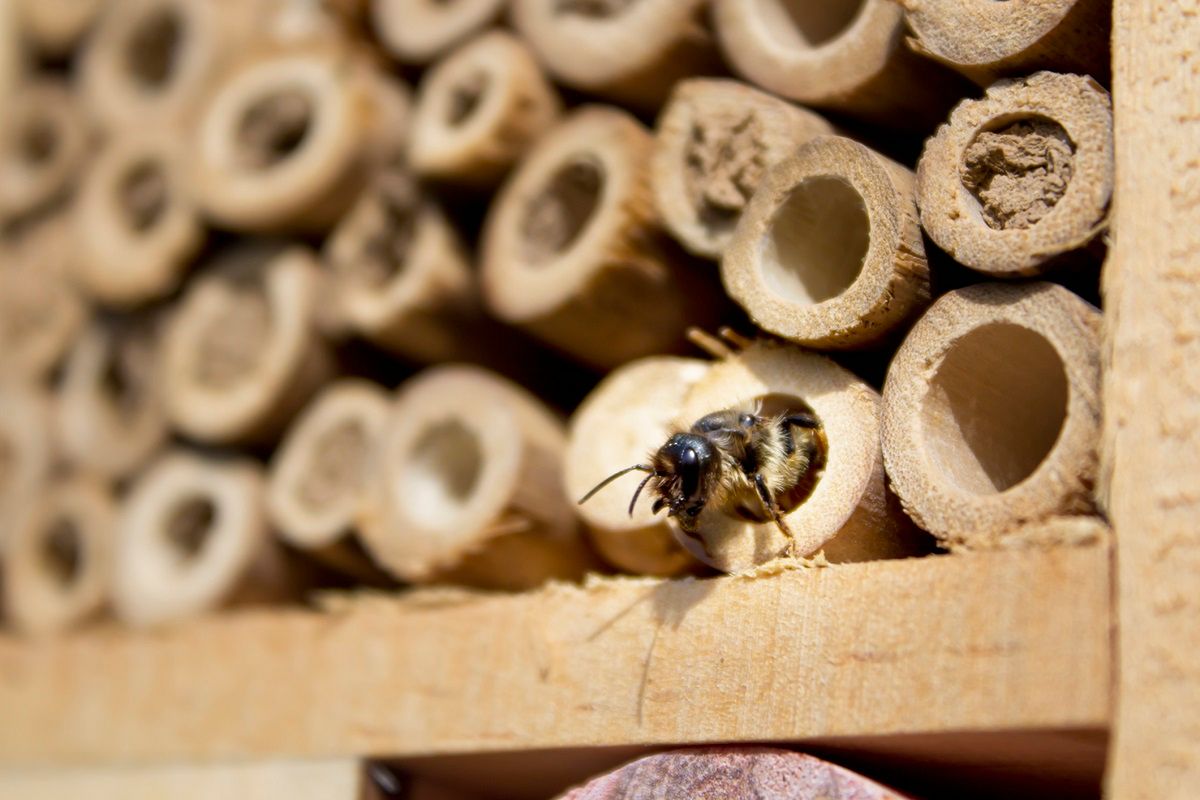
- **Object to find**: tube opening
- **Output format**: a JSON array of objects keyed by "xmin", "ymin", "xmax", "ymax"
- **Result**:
[
  {"xmin": 355, "ymin": 173, "xmax": 417, "ymax": 287},
  {"xmin": 403, "ymin": 419, "xmax": 484, "ymax": 527},
  {"xmin": 236, "ymin": 88, "xmax": 315, "ymax": 170},
  {"xmin": 40, "ymin": 517, "xmax": 83, "ymax": 586},
  {"xmin": 685, "ymin": 112, "xmax": 766, "ymax": 237},
  {"xmin": 921, "ymin": 322, "xmax": 1069, "ymax": 495},
  {"xmin": 446, "ymin": 71, "xmax": 489, "ymax": 126},
  {"xmin": 19, "ymin": 117, "xmax": 58, "ymax": 166},
  {"xmin": 119, "ymin": 159, "xmax": 169, "ymax": 232},
  {"xmin": 100, "ymin": 342, "xmax": 142, "ymax": 420},
  {"xmin": 193, "ymin": 279, "xmax": 271, "ymax": 389},
  {"xmin": 762, "ymin": 175, "xmax": 869, "ymax": 305},
  {"xmin": 125, "ymin": 7, "xmax": 184, "ymax": 89},
  {"xmin": 165, "ymin": 495, "xmax": 217, "ymax": 560},
  {"xmin": 961, "ymin": 115, "xmax": 1076, "ymax": 231},
  {"xmin": 721, "ymin": 394, "xmax": 827, "ymax": 522},
  {"xmin": 520, "ymin": 156, "xmax": 603, "ymax": 266},
  {"xmin": 298, "ymin": 419, "xmax": 369, "ymax": 510},
  {"xmin": 759, "ymin": 0, "xmax": 866, "ymax": 49}
]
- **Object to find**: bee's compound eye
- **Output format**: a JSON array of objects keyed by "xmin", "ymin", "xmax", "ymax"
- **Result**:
[
  {"xmin": 679, "ymin": 447, "xmax": 698, "ymax": 466},
  {"xmin": 739, "ymin": 413, "xmax": 755, "ymax": 427}
]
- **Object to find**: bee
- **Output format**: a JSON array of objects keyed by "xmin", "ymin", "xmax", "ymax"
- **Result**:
[{"xmin": 578, "ymin": 406, "xmax": 823, "ymax": 558}]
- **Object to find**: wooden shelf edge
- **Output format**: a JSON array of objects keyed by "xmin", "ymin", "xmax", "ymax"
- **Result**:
[{"xmin": 0, "ymin": 545, "xmax": 1112, "ymax": 766}]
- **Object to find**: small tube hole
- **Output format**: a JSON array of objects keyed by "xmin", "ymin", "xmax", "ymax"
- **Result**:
[
  {"xmin": 166, "ymin": 496, "xmax": 216, "ymax": 560},
  {"xmin": 520, "ymin": 157, "xmax": 603, "ymax": 265},
  {"xmin": 758, "ymin": 0, "xmax": 866, "ymax": 49},
  {"xmin": 40, "ymin": 517, "xmax": 83, "ymax": 586},
  {"xmin": 403, "ymin": 419, "xmax": 483, "ymax": 527},
  {"xmin": 118, "ymin": 160, "xmax": 169, "ymax": 232},
  {"xmin": 921, "ymin": 322, "xmax": 1069, "ymax": 494},
  {"xmin": 446, "ymin": 72, "xmax": 489, "ymax": 126},
  {"xmin": 193, "ymin": 279, "xmax": 271, "ymax": 389},
  {"xmin": 236, "ymin": 89, "xmax": 315, "ymax": 170},
  {"xmin": 298, "ymin": 420, "xmax": 369, "ymax": 510},
  {"xmin": 762, "ymin": 175, "xmax": 870, "ymax": 305},
  {"xmin": 125, "ymin": 8, "xmax": 184, "ymax": 89}
]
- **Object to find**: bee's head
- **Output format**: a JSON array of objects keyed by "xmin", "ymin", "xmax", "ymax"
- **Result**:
[{"xmin": 654, "ymin": 432, "xmax": 718, "ymax": 519}]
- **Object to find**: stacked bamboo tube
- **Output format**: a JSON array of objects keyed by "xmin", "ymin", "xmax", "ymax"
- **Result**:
[{"xmin": 0, "ymin": 0, "xmax": 1113, "ymax": 637}]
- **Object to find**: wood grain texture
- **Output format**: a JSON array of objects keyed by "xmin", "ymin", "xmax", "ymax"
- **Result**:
[
  {"xmin": 0, "ymin": 759, "xmax": 365, "ymax": 800},
  {"xmin": 1103, "ymin": 1, "xmax": 1200, "ymax": 796},
  {"xmin": 0, "ymin": 546, "xmax": 1110, "ymax": 765}
]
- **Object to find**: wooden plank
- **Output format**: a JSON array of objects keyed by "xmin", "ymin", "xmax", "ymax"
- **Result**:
[
  {"xmin": 0, "ymin": 546, "xmax": 1110, "ymax": 765},
  {"xmin": 0, "ymin": 759, "xmax": 365, "ymax": 800},
  {"xmin": 1103, "ymin": 1, "xmax": 1200, "ymax": 796}
]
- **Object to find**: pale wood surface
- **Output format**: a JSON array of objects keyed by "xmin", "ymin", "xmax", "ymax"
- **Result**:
[
  {"xmin": 0, "ymin": 759, "xmax": 366, "ymax": 800},
  {"xmin": 0, "ymin": 546, "xmax": 1109, "ymax": 765},
  {"xmin": 1103, "ymin": 1, "xmax": 1200, "ymax": 796}
]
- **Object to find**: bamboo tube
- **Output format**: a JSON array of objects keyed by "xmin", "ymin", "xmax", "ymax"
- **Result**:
[
  {"xmin": 2, "ymin": 476, "xmax": 115, "ymax": 635},
  {"xmin": 916, "ymin": 72, "xmax": 1113, "ymax": 277},
  {"xmin": 79, "ymin": 0, "xmax": 257, "ymax": 132},
  {"xmin": 722, "ymin": 135, "xmax": 931, "ymax": 349},
  {"xmin": 409, "ymin": 31, "xmax": 561, "ymax": 188},
  {"xmin": 0, "ymin": 218, "xmax": 86, "ymax": 382},
  {"xmin": 651, "ymin": 79, "xmax": 835, "ymax": 261},
  {"xmin": 0, "ymin": 383, "xmax": 54, "ymax": 553},
  {"xmin": 881, "ymin": 282, "xmax": 1101, "ymax": 549},
  {"xmin": 565, "ymin": 357, "xmax": 707, "ymax": 576},
  {"xmin": 358, "ymin": 365, "xmax": 594, "ymax": 591},
  {"xmin": 71, "ymin": 130, "xmax": 205, "ymax": 307},
  {"xmin": 673, "ymin": 340, "xmax": 924, "ymax": 573},
  {"xmin": 266, "ymin": 379, "xmax": 390, "ymax": 582},
  {"xmin": 371, "ymin": 0, "xmax": 505, "ymax": 65},
  {"xmin": 902, "ymin": 0, "xmax": 1111, "ymax": 86},
  {"xmin": 557, "ymin": 748, "xmax": 907, "ymax": 799},
  {"xmin": 0, "ymin": 0, "xmax": 19, "ymax": 110},
  {"xmin": 481, "ymin": 106, "xmax": 721, "ymax": 370},
  {"xmin": 56, "ymin": 316, "xmax": 169, "ymax": 483},
  {"xmin": 712, "ymin": 0, "xmax": 967, "ymax": 128},
  {"xmin": 12, "ymin": 0, "xmax": 106, "ymax": 58},
  {"xmin": 0, "ymin": 80, "xmax": 88, "ymax": 224},
  {"xmin": 113, "ymin": 450, "xmax": 297, "ymax": 627},
  {"xmin": 322, "ymin": 168, "xmax": 501, "ymax": 364},
  {"xmin": 161, "ymin": 244, "xmax": 334, "ymax": 445},
  {"xmin": 190, "ymin": 47, "xmax": 411, "ymax": 233},
  {"xmin": 513, "ymin": 0, "xmax": 718, "ymax": 109}
]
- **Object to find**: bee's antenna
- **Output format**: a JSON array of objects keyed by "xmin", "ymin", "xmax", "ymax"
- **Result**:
[
  {"xmin": 686, "ymin": 327, "xmax": 734, "ymax": 359},
  {"xmin": 577, "ymin": 464, "xmax": 653, "ymax": 505},
  {"xmin": 717, "ymin": 326, "xmax": 754, "ymax": 350},
  {"xmin": 628, "ymin": 472, "xmax": 656, "ymax": 517}
]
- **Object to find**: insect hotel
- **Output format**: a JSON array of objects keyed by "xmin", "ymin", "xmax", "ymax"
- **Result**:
[{"xmin": 0, "ymin": 0, "xmax": 1192, "ymax": 797}]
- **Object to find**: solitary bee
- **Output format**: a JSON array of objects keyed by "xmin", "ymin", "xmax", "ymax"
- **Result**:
[{"xmin": 578, "ymin": 406, "xmax": 824, "ymax": 558}]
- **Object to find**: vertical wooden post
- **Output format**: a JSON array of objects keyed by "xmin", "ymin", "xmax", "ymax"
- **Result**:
[{"xmin": 1103, "ymin": 1, "xmax": 1200, "ymax": 796}]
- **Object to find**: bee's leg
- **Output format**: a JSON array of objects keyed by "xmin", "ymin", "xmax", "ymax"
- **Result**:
[
  {"xmin": 754, "ymin": 473, "xmax": 798, "ymax": 558},
  {"xmin": 785, "ymin": 412, "xmax": 820, "ymax": 429}
]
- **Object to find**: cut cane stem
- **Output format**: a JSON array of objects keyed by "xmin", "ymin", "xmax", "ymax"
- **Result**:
[
  {"xmin": 3, "ymin": 476, "xmax": 115, "ymax": 636},
  {"xmin": 323, "ymin": 169, "xmax": 507, "ymax": 364},
  {"xmin": 916, "ymin": 71, "xmax": 1113, "ymax": 277},
  {"xmin": 410, "ymin": 31, "xmax": 562, "ymax": 188},
  {"xmin": 482, "ymin": 106, "xmax": 722, "ymax": 369},
  {"xmin": 56, "ymin": 315, "xmax": 169, "ymax": 483},
  {"xmin": 566, "ymin": 357, "xmax": 708, "ymax": 576},
  {"xmin": 114, "ymin": 450, "xmax": 298, "ymax": 627},
  {"xmin": 0, "ymin": 80, "xmax": 88, "ymax": 225},
  {"xmin": 371, "ymin": 0, "xmax": 505, "ymax": 65},
  {"xmin": 651, "ymin": 78, "xmax": 834, "ymax": 261},
  {"xmin": 80, "ymin": 0, "xmax": 258, "ymax": 132},
  {"xmin": 0, "ymin": 217, "xmax": 86, "ymax": 382},
  {"xmin": 162, "ymin": 244, "xmax": 334, "ymax": 445},
  {"xmin": 712, "ymin": 0, "xmax": 967, "ymax": 128},
  {"xmin": 901, "ymin": 0, "xmax": 1111, "ymax": 86},
  {"xmin": 0, "ymin": 383, "xmax": 54, "ymax": 554},
  {"xmin": 358, "ymin": 365, "xmax": 594, "ymax": 590},
  {"xmin": 513, "ymin": 0, "xmax": 719, "ymax": 109},
  {"xmin": 722, "ymin": 135, "xmax": 930, "ymax": 348},
  {"xmin": 12, "ymin": 0, "xmax": 106, "ymax": 58},
  {"xmin": 71, "ymin": 130, "xmax": 205, "ymax": 307},
  {"xmin": 191, "ymin": 47, "xmax": 411, "ymax": 233},
  {"xmin": 882, "ymin": 282, "xmax": 1101, "ymax": 549},
  {"xmin": 267, "ymin": 379, "xmax": 391, "ymax": 583},
  {"xmin": 674, "ymin": 340, "xmax": 927, "ymax": 573}
]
